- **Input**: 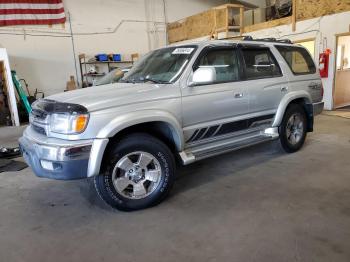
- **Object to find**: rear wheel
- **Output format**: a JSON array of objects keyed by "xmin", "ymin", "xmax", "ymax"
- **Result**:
[
  {"xmin": 279, "ymin": 104, "xmax": 307, "ymax": 153},
  {"xmin": 94, "ymin": 133, "xmax": 175, "ymax": 211}
]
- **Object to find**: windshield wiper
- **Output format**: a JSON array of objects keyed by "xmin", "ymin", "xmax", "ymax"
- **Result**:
[
  {"xmin": 120, "ymin": 77, "xmax": 169, "ymax": 84},
  {"xmin": 119, "ymin": 79, "xmax": 136, "ymax": 84},
  {"xmin": 143, "ymin": 77, "xmax": 169, "ymax": 84}
]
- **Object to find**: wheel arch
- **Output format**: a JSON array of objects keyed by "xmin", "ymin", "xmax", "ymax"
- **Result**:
[
  {"xmin": 88, "ymin": 111, "xmax": 183, "ymax": 177},
  {"xmin": 106, "ymin": 121, "xmax": 183, "ymax": 152},
  {"xmin": 97, "ymin": 110, "xmax": 183, "ymax": 149},
  {"xmin": 273, "ymin": 92, "xmax": 313, "ymax": 130}
]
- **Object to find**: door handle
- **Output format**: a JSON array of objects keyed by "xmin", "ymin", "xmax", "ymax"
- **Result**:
[
  {"xmin": 281, "ymin": 86, "xmax": 288, "ymax": 92},
  {"xmin": 234, "ymin": 93, "xmax": 243, "ymax": 98}
]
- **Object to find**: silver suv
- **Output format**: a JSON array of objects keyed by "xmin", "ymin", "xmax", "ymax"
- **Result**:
[{"xmin": 19, "ymin": 38, "xmax": 324, "ymax": 211}]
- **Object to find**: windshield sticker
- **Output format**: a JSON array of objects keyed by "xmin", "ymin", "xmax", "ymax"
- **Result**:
[{"xmin": 172, "ymin": 48, "xmax": 195, "ymax": 55}]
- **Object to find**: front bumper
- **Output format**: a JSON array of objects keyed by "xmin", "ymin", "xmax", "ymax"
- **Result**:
[
  {"xmin": 313, "ymin": 101, "xmax": 324, "ymax": 116},
  {"xmin": 19, "ymin": 127, "xmax": 93, "ymax": 180}
]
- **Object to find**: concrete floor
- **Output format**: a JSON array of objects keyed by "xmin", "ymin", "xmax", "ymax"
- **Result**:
[{"xmin": 0, "ymin": 115, "xmax": 349, "ymax": 262}]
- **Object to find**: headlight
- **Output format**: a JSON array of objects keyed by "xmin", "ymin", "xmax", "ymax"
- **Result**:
[{"xmin": 49, "ymin": 113, "xmax": 89, "ymax": 134}]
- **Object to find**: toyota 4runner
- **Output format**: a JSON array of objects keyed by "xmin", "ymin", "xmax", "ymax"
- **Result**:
[{"xmin": 19, "ymin": 38, "xmax": 324, "ymax": 211}]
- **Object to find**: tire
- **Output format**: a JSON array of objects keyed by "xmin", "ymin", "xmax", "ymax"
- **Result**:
[
  {"xmin": 94, "ymin": 133, "xmax": 175, "ymax": 211},
  {"xmin": 279, "ymin": 103, "xmax": 307, "ymax": 153}
]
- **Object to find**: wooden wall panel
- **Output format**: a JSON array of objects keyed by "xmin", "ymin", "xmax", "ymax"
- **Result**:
[
  {"xmin": 167, "ymin": 8, "xmax": 227, "ymax": 44},
  {"xmin": 296, "ymin": 0, "xmax": 350, "ymax": 21},
  {"xmin": 167, "ymin": 0, "xmax": 350, "ymax": 43},
  {"xmin": 167, "ymin": 22, "xmax": 187, "ymax": 43},
  {"xmin": 215, "ymin": 8, "xmax": 227, "ymax": 29},
  {"xmin": 244, "ymin": 16, "xmax": 292, "ymax": 33},
  {"xmin": 185, "ymin": 10, "xmax": 215, "ymax": 40}
]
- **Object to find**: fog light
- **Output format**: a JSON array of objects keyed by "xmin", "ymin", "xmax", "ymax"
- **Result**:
[{"xmin": 41, "ymin": 160, "xmax": 54, "ymax": 171}]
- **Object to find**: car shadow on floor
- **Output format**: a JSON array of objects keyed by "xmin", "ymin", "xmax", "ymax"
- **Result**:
[
  {"xmin": 76, "ymin": 140, "xmax": 285, "ymax": 210},
  {"xmin": 169, "ymin": 140, "xmax": 286, "ymax": 197},
  {"xmin": 79, "ymin": 139, "xmax": 314, "ymax": 210}
]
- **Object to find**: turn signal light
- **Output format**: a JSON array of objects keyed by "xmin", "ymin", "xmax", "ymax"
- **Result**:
[{"xmin": 75, "ymin": 115, "xmax": 89, "ymax": 133}]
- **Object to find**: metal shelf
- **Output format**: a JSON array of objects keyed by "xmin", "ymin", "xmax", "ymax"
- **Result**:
[
  {"xmin": 81, "ymin": 61, "xmax": 133, "ymax": 65},
  {"xmin": 83, "ymin": 73, "xmax": 106, "ymax": 77},
  {"xmin": 79, "ymin": 53, "xmax": 135, "ymax": 87}
]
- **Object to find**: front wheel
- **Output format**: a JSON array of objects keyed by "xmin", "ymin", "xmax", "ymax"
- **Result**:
[
  {"xmin": 94, "ymin": 133, "xmax": 175, "ymax": 211},
  {"xmin": 279, "ymin": 104, "xmax": 307, "ymax": 153}
]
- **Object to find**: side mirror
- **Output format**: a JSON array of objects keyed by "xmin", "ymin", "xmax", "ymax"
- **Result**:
[{"xmin": 189, "ymin": 67, "xmax": 216, "ymax": 86}]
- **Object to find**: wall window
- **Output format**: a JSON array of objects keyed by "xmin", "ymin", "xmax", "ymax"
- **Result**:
[
  {"xmin": 240, "ymin": 48, "xmax": 282, "ymax": 80},
  {"xmin": 276, "ymin": 45, "xmax": 316, "ymax": 75},
  {"xmin": 295, "ymin": 39, "xmax": 316, "ymax": 59},
  {"xmin": 197, "ymin": 48, "xmax": 240, "ymax": 83}
]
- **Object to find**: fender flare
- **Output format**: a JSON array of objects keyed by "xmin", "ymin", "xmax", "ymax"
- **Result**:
[
  {"xmin": 96, "ymin": 109, "xmax": 184, "ymax": 150},
  {"xmin": 87, "ymin": 110, "xmax": 183, "ymax": 177},
  {"xmin": 272, "ymin": 91, "xmax": 312, "ymax": 127}
]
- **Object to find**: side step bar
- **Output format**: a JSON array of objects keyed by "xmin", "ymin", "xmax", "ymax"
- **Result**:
[{"xmin": 179, "ymin": 128, "xmax": 279, "ymax": 165}]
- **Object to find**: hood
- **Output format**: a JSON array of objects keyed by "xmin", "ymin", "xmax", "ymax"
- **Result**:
[{"xmin": 47, "ymin": 83, "xmax": 178, "ymax": 112}]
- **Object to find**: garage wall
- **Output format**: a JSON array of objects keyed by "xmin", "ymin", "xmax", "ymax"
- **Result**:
[
  {"xmin": 245, "ymin": 11, "xmax": 350, "ymax": 110},
  {"xmin": 0, "ymin": 0, "xmax": 228, "ymax": 96},
  {"xmin": 1, "ymin": 1, "xmax": 346, "ymax": 110}
]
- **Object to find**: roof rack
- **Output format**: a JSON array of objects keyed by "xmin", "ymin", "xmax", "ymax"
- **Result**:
[{"xmin": 242, "ymin": 36, "xmax": 293, "ymax": 44}]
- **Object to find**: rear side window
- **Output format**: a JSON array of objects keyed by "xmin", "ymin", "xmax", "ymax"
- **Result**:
[
  {"xmin": 275, "ymin": 45, "xmax": 316, "ymax": 75},
  {"xmin": 240, "ymin": 48, "xmax": 282, "ymax": 80},
  {"xmin": 197, "ymin": 48, "xmax": 240, "ymax": 83}
]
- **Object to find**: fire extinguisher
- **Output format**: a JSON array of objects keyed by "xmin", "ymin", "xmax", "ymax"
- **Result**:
[{"xmin": 319, "ymin": 48, "xmax": 331, "ymax": 78}]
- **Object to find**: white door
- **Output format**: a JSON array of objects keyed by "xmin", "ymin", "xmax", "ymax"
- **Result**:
[{"xmin": 181, "ymin": 46, "xmax": 249, "ymax": 143}]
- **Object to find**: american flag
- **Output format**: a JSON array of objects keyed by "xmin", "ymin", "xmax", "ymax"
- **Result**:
[{"xmin": 0, "ymin": 0, "xmax": 66, "ymax": 27}]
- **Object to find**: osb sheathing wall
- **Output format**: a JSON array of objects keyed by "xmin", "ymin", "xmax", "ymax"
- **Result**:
[
  {"xmin": 244, "ymin": 16, "xmax": 292, "ymax": 33},
  {"xmin": 167, "ymin": 8, "xmax": 226, "ymax": 44},
  {"xmin": 296, "ymin": 0, "xmax": 350, "ymax": 21},
  {"xmin": 168, "ymin": 0, "xmax": 350, "ymax": 43}
]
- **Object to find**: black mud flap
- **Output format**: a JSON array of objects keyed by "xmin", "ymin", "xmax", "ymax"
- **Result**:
[{"xmin": 305, "ymin": 104, "xmax": 314, "ymax": 132}]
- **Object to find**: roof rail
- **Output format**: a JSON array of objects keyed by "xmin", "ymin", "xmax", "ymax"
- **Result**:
[{"xmin": 242, "ymin": 36, "xmax": 293, "ymax": 44}]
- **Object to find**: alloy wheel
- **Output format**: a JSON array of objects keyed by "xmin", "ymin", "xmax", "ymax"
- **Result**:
[
  {"xmin": 112, "ymin": 151, "xmax": 162, "ymax": 199},
  {"xmin": 286, "ymin": 113, "xmax": 304, "ymax": 145}
]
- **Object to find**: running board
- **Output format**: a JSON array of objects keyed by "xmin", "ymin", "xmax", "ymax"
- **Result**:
[{"xmin": 179, "ymin": 128, "xmax": 279, "ymax": 165}]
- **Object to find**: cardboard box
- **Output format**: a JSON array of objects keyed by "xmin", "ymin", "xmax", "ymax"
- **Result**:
[{"xmin": 66, "ymin": 76, "xmax": 77, "ymax": 91}]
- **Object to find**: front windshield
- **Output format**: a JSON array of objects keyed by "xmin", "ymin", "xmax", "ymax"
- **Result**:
[{"xmin": 122, "ymin": 45, "xmax": 197, "ymax": 84}]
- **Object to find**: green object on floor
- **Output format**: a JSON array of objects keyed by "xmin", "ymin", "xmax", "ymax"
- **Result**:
[{"xmin": 11, "ymin": 70, "xmax": 31, "ymax": 115}]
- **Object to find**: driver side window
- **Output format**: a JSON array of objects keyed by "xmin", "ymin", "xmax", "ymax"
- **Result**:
[{"xmin": 197, "ymin": 48, "xmax": 240, "ymax": 83}]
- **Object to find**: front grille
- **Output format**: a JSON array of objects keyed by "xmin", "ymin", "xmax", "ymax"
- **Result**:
[
  {"xmin": 32, "ymin": 124, "xmax": 47, "ymax": 135},
  {"xmin": 29, "ymin": 109, "xmax": 48, "ymax": 136},
  {"xmin": 31, "ymin": 109, "xmax": 47, "ymax": 121}
]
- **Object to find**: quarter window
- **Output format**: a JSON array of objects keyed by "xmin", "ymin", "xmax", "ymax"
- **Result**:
[
  {"xmin": 241, "ymin": 48, "xmax": 282, "ymax": 80},
  {"xmin": 197, "ymin": 48, "xmax": 240, "ymax": 83},
  {"xmin": 275, "ymin": 45, "xmax": 316, "ymax": 75}
]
